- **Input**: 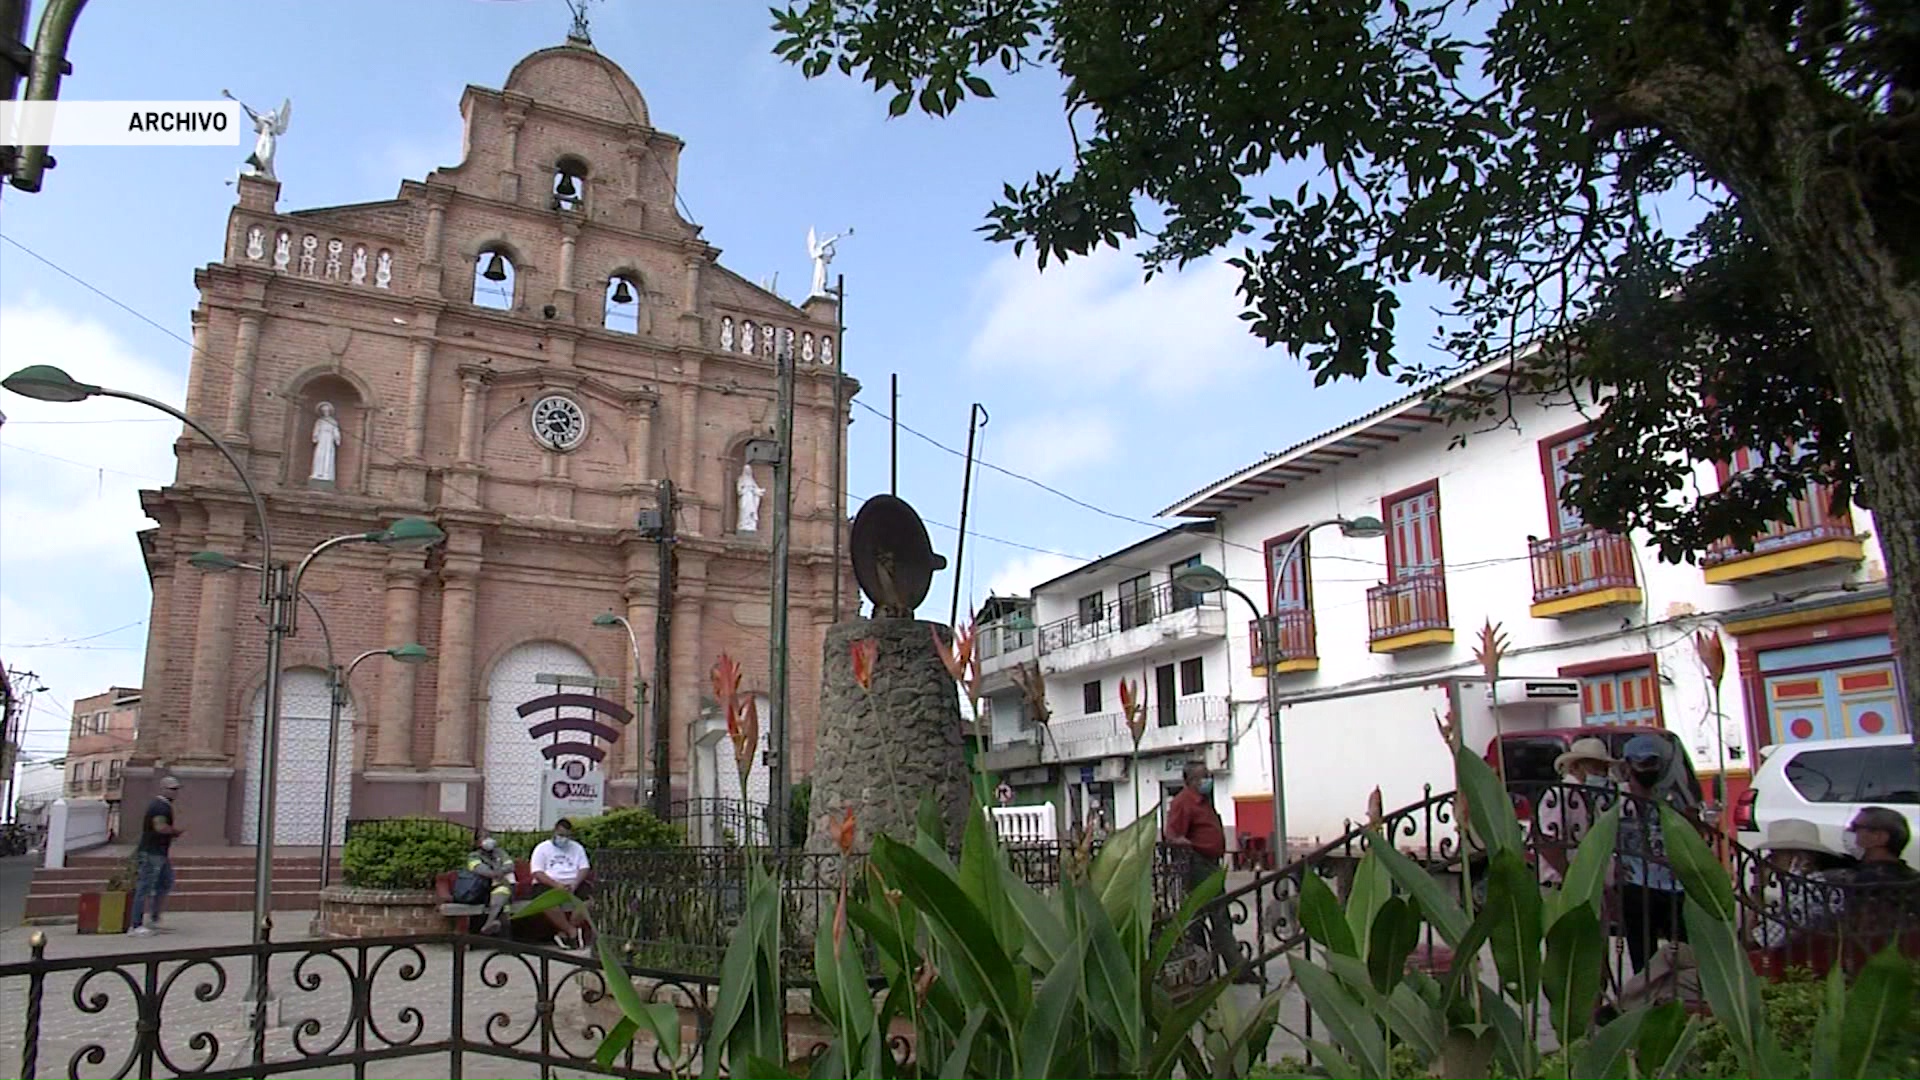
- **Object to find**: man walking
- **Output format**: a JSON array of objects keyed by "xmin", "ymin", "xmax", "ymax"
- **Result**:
[
  {"xmin": 129, "ymin": 777, "xmax": 183, "ymax": 936},
  {"xmin": 1164, "ymin": 761, "xmax": 1240, "ymax": 975}
]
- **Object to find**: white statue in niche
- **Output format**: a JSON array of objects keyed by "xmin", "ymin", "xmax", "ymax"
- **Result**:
[
  {"xmin": 245, "ymin": 226, "xmax": 265, "ymax": 260},
  {"xmin": 309, "ymin": 402, "xmax": 341, "ymax": 483},
  {"xmin": 223, "ymin": 91, "xmax": 291, "ymax": 181},
  {"xmin": 350, "ymin": 245, "xmax": 368, "ymax": 284},
  {"xmin": 806, "ymin": 226, "xmax": 851, "ymax": 298},
  {"xmin": 736, "ymin": 463, "xmax": 765, "ymax": 533}
]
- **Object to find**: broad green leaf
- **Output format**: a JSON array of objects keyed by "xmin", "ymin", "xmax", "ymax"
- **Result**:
[
  {"xmin": 1300, "ymin": 1037, "xmax": 1362, "ymax": 1080},
  {"xmin": 594, "ymin": 933, "xmax": 681, "ymax": 1064},
  {"xmin": 1142, "ymin": 975, "xmax": 1234, "ymax": 1080},
  {"xmin": 1000, "ymin": 858, "xmax": 1071, "ymax": 972},
  {"xmin": 1812, "ymin": 964, "xmax": 1847, "ymax": 1080},
  {"xmin": 1366, "ymin": 832, "xmax": 1471, "ymax": 946},
  {"xmin": 512, "ymin": 885, "xmax": 575, "ymax": 920},
  {"xmin": 940, "ymin": 1006, "xmax": 990, "ymax": 1078},
  {"xmin": 1547, "ymin": 802, "xmax": 1622, "ymax": 928},
  {"xmin": 704, "ymin": 870, "xmax": 783, "ymax": 1079},
  {"xmin": 1478, "ymin": 988, "xmax": 1537, "ymax": 1080},
  {"xmin": 593, "ymin": 1015, "xmax": 637, "ymax": 1070},
  {"xmin": 1366, "ymin": 896, "xmax": 1422, "ymax": 994},
  {"xmin": 744, "ymin": 1054, "xmax": 795, "ymax": 1079},
  {"xmin": 1480, "ymin": 850, "xmax": 1543, "ymax": 1004},
  {"xmin": 1076, "ymin": 880, "xmax": 1143, "ymax": 1064},
  {"xmin": 870, "ymin": 835, "xmax": 1025, "ymax": 1031},
  {"xmin": 1289, "ymin": 955, "xmax": 1388, "ymax": 1078},
  {"xmin": 1145, "ymin": 865, "xmax": 1224, "ymax": 986},
  {"xmin": 1656, "ymin": 804, "xmax": 1735, "ymax": 921},
  {"xmin": 1018, "ymin": 936, "xmax": 1084, "ymax": 1077},
  {"xmin": 1836, "ymin": 944, "xmax": 1916, "ymax": 1078},
  {"xmin": 1346, "ymin": 850, "xmax": 1392, "ymax": 955},
  {"xmin": 1572, "ymin": 1006, "xmax": 1648, "ymax": 1079},
  {"xmin": 1322, "ymin": 952, "xmax": 1441, "ymax": 1062},
  {"xmin": 1455, "ymin": 744, "xmax": 1524, "ymax": 857},
  {"xmin": 1089, "ymin": 809, "xmax": 1156, "ymax": 930},
  {"xmin": 1680, "ymin": 900, "xmax": 1785, "ymax": 1077},
  {"xmin": 958, "ymin": 807, "xmax": 1021, "ymax": 958},
  {"xmin": 1300, "ymin": 869, "xmax": 1359, "ymax": 958},
  {"xmin": 1650, "ymin": 1017, "xmax": 1703, "ymax": 1079},
  {"xmin": 1542, "ymin": 904, "xmax": 1605, "ymax": 1050},
  {"xmin": 915, "ymin": 790, "xmax": 948, "ymax": 850},
  {"xmin": 1207, "ymin": 983, "xmax": 1294, "ymax": 1078}
]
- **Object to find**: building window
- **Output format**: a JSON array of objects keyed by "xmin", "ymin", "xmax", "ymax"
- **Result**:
[
  {"xmin": 1119, "ymin": 573, "xmax": 1155, "ymax": 630},
  {"xmin": 1758, "ymin": 634, "xmax": 1905, "ymax": 745},
  {"xmin": 605, "ymin": 273, "xmax": 640, "ymax": 334},
  {"xmin": 1082, "ymin": 680, "xmax": 1102, "ymax": 715},
  {"xmin": 89, "ymin": 760, "xmax": 102, "ymax": 780},
  {"xmin": 1367, "ymin": 482, "xmax": 1450, "ymax": 641},
  {"xmin": 1540, "ymin": 428, "xmax": 1596, "ymax": 534},
  {"xmin": 1386, "ymin": 485, "xmax": 1444, "ymax": 579},
  {"xmin": 1578, "ymin": 666, "xmax": 1660, "ymax": 726},
  {"xmin": 1179, "ymin": 657, "xmax": 1205, "ymax": 696},
  {"xmin": 1154, "ymin": 664, "xmax": 1178, "ymax": 727},
  {"xmin": 472, "ymin": 247, "xmax": 516, "ymax": 310},
  {"xmin": 108, "ymin": 760, "xmax": 122, "ymax": 780},
  {"xmin": 1264, "ymin": 530, "xmax": 1318, "ymax": 661},
  {"xmin": 1702, "ymin": 445, "xmax": 1857, "ymax": 568},
  {"xmin": 1077, "ymin": 592, "xmax": 1103, "ymax": 628},
  {"xmin": 1169, "ymin": 554, "xmax": 1204, "ymax": 611}
]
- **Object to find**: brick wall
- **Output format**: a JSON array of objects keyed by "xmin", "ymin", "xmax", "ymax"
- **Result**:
[{"xmin": 314, "ymin": 887, "xmax": 450, "ymax": 938}]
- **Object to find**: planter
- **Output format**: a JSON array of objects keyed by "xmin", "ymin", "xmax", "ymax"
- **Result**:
[
  {"xmin": 77, "ymin": 891, "xmax": 129, "ymax": 935},
  {"xmin": 315, "ymin": 885, "xmax": 447, "ymax": 938}
]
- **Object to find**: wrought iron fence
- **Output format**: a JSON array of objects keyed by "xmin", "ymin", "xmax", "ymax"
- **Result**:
[{"xmin": 0, "ymin": 822, "xmax": 30, "ymax": 857}]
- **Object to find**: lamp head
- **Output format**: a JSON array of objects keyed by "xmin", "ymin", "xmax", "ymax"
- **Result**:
[
  {"xmin": 372, "ymin": 516, "xmax": 445, "ymax": 551},
  {"xmin": 1002, "ymin": 613, "xmax": 1036, "ymax": 632},
  {"xmin": 1340, "ymin": 515, "xmax": 1387, "ymax": 540},
  {"xmin": 592, "ymin": 613, "xmax": 624, "ymax": 629},
  {"xmin": 2, "ymin": 365, "xmax": 99, "ymax": 403},
  {"xmin": 188, "ymin": 550, "xmax": 246, "ymax": 573},
  {"xmin": 1172, "ymin": 563, "xmax": 1229, "ymax": 595},
  {"xmin": 387, "ymin": 643, "xmax": 432, "ymax": 665}
]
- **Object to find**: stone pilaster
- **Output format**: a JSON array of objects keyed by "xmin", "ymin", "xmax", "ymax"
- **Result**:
[
  {"xmin": 404, "ymin": 338, "xmax": 435, "ymax": 458},
  {"xmin": 135, "ymin": 544, "xmax": 174, "ymax": 762},
  {"xmin": 183, "ymin": 309, "xmax": 210, "ymax": 421},
  {"xmin": 667, "ymin": 556, "xmax": 708, "ymax": 785},
  {"xmin": 186, "ymin": 512, "xmax": 245, "ymax": 761},
  {"xmin": 431, "ymin": 553, "xmax": 481, "ymax": 768},
  {"xmin": 374, "ymin": 555, "xmax": 427, "ymax": 767},
  {"xmin": 456, "ymin": 368, "xmax": 491, "ymax": 465},
  {"xmin": 224, "ymin": 312, "xmax": 262, "ymax": 441}
]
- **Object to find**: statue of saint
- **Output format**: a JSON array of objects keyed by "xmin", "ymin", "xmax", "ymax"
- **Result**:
[
  {"xmin": 736, "ymin": 463, "xmax": 765, "ymax": 533},
  {"xmin": 223, "ymin": 90, "xmax": 292, "ymax": 181},
  {"xmin": 310, "ymin": 402, "xmax": 341, "ymax": 483},
  {"xmin": 807, "ymin": 226, "xmax": 850, "ymax": 298}
]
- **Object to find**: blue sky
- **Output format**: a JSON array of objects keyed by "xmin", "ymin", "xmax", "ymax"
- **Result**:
[{"xmin": 1, "ymin": 0, "xmax": 1408, "ymax": 760}]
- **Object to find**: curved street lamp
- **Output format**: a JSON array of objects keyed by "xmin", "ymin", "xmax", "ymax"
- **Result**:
[
  {"xmin": 1172, "ymin": 515, "xmax": 1385, "ymax": 870},
  {"xmin": 592, "ymin": 612, "xmax": 652, "ymax": 808}
]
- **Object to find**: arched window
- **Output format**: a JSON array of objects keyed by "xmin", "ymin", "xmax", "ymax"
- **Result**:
[
  {"xmin": 605, "ymin": 273, "xmax": 640, "ymax": 335},
  {"xmin": 552, "ymin": 157, "xmax": 588, "ymax": 212},
  {"xmin": 473, "ymin": 247, "xmax": 515, "ymax": 310}
]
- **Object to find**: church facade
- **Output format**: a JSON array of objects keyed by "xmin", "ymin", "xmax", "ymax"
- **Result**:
[{"xmin": 123, "ymin": 40, "xmax": 855, "ymax": 846}]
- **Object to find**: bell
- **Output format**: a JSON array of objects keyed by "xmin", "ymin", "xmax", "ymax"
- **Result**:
[
  {"xmin": 611, "ymin": 279, "xmax": 634, "ymax": 305},
  {"xmin": 555, "ymin": 172, "xmax": 578, "ymax": 199},
  {"xmin": 481, "ymin": 252, "xmax": 508, "ymax": 282}
]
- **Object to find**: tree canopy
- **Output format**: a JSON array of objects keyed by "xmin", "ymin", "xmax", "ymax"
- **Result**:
[{"xmin": 770, "ymin": 0, "xmax": 1920, "ymax": 567}]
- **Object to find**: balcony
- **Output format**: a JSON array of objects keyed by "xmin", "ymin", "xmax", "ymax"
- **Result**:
[
  {"xmin": 1043, "ymin": 695, "xmax": 1230, "ymax": 763},
  {"xmin": 1528, "ymin": 529, "xmax": 1642, "ymax": 618},
  {"xmin": 1701, "ymin": 486, "xmax": 1864, "ymax": 584},
  {"xmin": 1248, "ymin": 612, "xmax": 1319, "ymax": 675},
  {"xmin": 1367, "ymin": 573, "xmax": 1453, "ymax": 652},
  {"xmin": 979, "ymin": 729, "xmax": 1043, "ymax": 773},
  {"xmin": 1035, "ymin": 581, "xmax": 1226, "ymax": 675},
  {"xmin": 976, "ymin": 619, "xmax": 1037, "ymax": 690}
]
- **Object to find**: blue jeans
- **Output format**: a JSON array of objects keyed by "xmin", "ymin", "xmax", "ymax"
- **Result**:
[{"xmin": 131, "ymin": 851, "xmax": 174, "ymax": 928}]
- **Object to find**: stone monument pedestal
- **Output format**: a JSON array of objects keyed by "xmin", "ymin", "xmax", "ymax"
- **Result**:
[{"xmin": 807, "ymin": 618, "xmax": 972, "ymax": 855}]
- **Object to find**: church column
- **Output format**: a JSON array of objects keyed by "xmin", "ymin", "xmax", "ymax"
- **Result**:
[
  {"xmin": 374, "ymin": 556, "xmax": 426, "ymax": 767},
  {"xmin": 456, "ymin": 369, "xmax": 491, "ymax": 464},
  {"xmin": 186, "ymin": 510, "xmax": 244, "ymax": 760},
  {"xmin": 424, "ymin": 202, "xmax": 447, "ymax": 261},
  {"xmin": 404, "ymin": 338, "xmax": 434, "ymax": 458},
  {"xmin": 558, "ymin": 223, "xmax": 578, "ymax": 291},
  {"xmin": 135, "ymin": 548, "xmax": 174, "ymax": 761},
  {"xmin": 811, "ymin": 400, "xmax": 834, "ymax": 519},
  {"xmin": 431, "ymin": 554, "xmax": 481, "ymax": 768},
  {"xmin": 224, "ymin": 312, "xmax": 262, "ymax": 441},
  {"xmin": 667, "ymin": 557, "xmax": 708, "ymax": 792},
  {"xmin": 621, "ymin": 585, "xmax": 656, "ymax": 784},
  {"xmin": 182, "ymin": 309, "xmax": 210, "ymax": 420},
  {"xmin": 676, "ymin": 383, "xmax": 699, "ymax": 526},
  {"xmin": 625, "ymin": 398, "xmax": 653, "ymax": 486}
]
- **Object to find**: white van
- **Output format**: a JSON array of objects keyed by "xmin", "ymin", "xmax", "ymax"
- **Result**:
[{"xmin": 1734, "ymin": 734, "xmax": 1920, "ymax": 870}]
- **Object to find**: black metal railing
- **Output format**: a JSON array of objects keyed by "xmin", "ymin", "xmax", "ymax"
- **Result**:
[{"xmin": 1036, "ymin": 581, "xmax": 1218, "ymax": 655}]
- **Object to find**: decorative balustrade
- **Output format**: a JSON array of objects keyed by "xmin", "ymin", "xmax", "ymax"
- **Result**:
[
  {"xmin": 1045, "ymin": 695, "xmax": 1230, "ymax": 761},
  {"xmin": 1246, "ymin": 610, "xmax": 1317, "ymax": 668},
  {"xmin": 239, "ymin": 221, "xmax": 397, "ymax": 291},
  {"xmin": 1702, "ymin": 482, "xmax": 1858, "ymax": 567},
  {"xmin": 1037, "ymin": 581, "xmax": 1219, "ymax": 656},
  {"xmin": 1365, "ymin": 572, "xmax": 1450, "ymax": 641},
  {"xmin": 715, "ymin": 314, "xmax": 835, "ymax": 367},
  {"xmin": 1528, "ymin": 528, "xmax": 1639, "ymax": 603}
]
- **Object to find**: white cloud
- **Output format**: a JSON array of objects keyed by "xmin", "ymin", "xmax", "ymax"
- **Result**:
[
  {"xmin": 980, "ymin": 551, "xmax": 1088, "ymax": 602},
  {"xmin": 1, "ymin": 298, "xmax": 181, "ymax": 755},
  {"xmin": 991, "ymin": 409, "xmax": 1118, "ymax": 481},
  {"xmin": 965, "ymin": 247, "xmax": 1265, "ymax": 395}
]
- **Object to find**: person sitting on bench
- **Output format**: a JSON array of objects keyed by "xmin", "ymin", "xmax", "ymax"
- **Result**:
[
  {"xmin": 529, "ymin": 818, "xmax": 595, "ymax": 951},
  {"xmin": 464, "ymin": 832, "xmax": 516, "ymax": 935}
]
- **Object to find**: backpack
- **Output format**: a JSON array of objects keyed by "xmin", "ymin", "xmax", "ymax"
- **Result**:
[{"xmin": 450, "ymin": 869, "xmax": 490, "ymax": 905}]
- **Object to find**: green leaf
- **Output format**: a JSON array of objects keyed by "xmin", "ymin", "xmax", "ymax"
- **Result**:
[
  {"xmin": 1656, "ymin": 803, "xmax": 1735, "ymax": 922},
  {"xmin": 1300, "ymin": 869, "xmax": 1359, "ymax": 958},
  {"xmin": 1649, "ymin": 1016, "xmax": 1703, "ymax": 1079},
  {"xmin": 1142, "ymin": 976, "xmax": 1235, "ymax": 1079},
  {"xmin": 704, "ymin": 867, "xmax": 783, "ymax": 1079},
  {"xmin": 1680, "ymin": 899, "xmax": 1783, "ymax": 1077},
  {"xmin": 1366, "ymin": 896, "xmax": 1422, "ymax": 995},
  {"xmin": 963, "ymin": 75, "xmax": 995, "ymax": 98},
  {"xmin": 1019, "ymin": 936, "xmax": 1084, "ymax": 1076},
  {"xmin": 1076, "ymin": 880, "xmax": 1143, "ymax": 1063},
  {"xmin": 1836, "ymin": 944, "xmax": 1916, "ymax": 1078},
  {"xmin": 1145, "ymin": 864, "xmax": 1224, "ymax": 984},
  {"xmin": 1455, "ymin": 744, "xmax": 1524, "ymax": 857},
  {"xmin": 1367, "ymin": 832, "xmax": 1470, "ymax": 946},
  {"xmin": 870, "ymin": 835, "xmax": 1025, "ymax": 1034},
  {"xmin": 1812, "ymin": 964, "xmax": 1847, "ymax": 1080},
  {"xmin": 1547, "ymin": 802, "xmax": 1621, "ymax": 928},
  {"xmin": 958, "ymin": 806, "xmax": 1021, "ymax": 958},
  {"xmin": 743, "ymin": 1054, "xmax": 795, "ymax": 1079},
  {"xmin": 1300, "ymin": 1037, "xmax": 1362, "ymax": 1079},
  {"xmin": 1289, "ymin": 955, "xmax": 1389, "ymax": 1078},
  {"xmin": 1322, "ymin": 953, "xmax": 1441, "ymax": 1063},
  {"xmin": 1542, "ymin": 903, "xmax": 1606, "ymax": 1049},
  {"xmin": 1479, "ymin": 850, "xmax": 1543, "ymax": 1004},
  {"xmin": 940, "ymin": 1006, "xmax": 990, "ymax": 1078},
  {"xmin": 512, "ymin": 885, "xmax": 575, "ymax": 920},
  {"xmin": 1346, "ymin": 850, "xmax": 1392, "ymax": 956},
  {"xmin": 594, "ymin": 1015, "xmax": 637, "ymax": 1070},
  {"xmin": 1000, "ymin": 858, "xmax": 1071, "ymax": 972},
  {"xmin": 594, "ymin": 933, "xmax": 682, "ymax": 1064},
  {"xmin": 1477, "ymin": 990, "xmax": 1537, "ymax": 1080},
  {"xmin": 887, "ymin": 89, "xmax": 911, "ymax": 117},
  {"xmin": 915, "ymin": 790, "xmax": 949, "ymax": 850},
  {"xmin": 1572, "ymin": 1007, "xmax": 1648, "ymax": 1079},
  {"xmin": 1088, "ymin": 809, "xmax": 1156, "ymax": 932}
]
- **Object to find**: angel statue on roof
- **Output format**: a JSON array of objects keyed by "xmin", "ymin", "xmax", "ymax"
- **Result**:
[{"xmin": 222, "ymin": 90, "xmax": 292, "ymax": 181}]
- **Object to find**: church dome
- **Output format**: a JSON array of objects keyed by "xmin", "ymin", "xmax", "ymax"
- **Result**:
[{"xmin": 503, "ymin": 44, "xmax": 651, "ymax": 129}]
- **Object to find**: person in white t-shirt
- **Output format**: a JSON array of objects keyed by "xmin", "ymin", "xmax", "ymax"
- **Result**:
[{"xmin": 529, "ymin": 818, "xmax": 595, "ymax": 950}]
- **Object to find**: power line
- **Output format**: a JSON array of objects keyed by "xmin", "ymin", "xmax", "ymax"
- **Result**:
[{"xmin": 1, "ymin": 620, "xmax": 146, "ymax": 649}]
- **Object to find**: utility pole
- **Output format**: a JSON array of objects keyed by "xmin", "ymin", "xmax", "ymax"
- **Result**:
[
  {"xmin": 1, "ymin": 665, "xmax": 42, "ymax": 826},
  {"xmin": 650, "ymin": 479, "xmax": 675, "ymax": 819},
  {"xmin": 830, "ymin": 273, "xmax": 847, "ymax": 622},
  {"xmin": 889, "ymin": 374, "xmax": 899, "ymax": 496},
  {"xmin": 2, "ymin": 0, "xmax": 89, "ymax": 195},
  {"xmin": 765, "ymin": 335, "xmax": 797, "ymax": 851},
  {"xmin": 949, "ymin": 404, "xmax": 988, "ymax": 628}
]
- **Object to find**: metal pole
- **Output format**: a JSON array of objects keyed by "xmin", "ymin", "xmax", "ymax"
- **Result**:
[
  {"xmin": 831, "ymin": 273, "xmax": 846, "ymax": 622},
  {"xmin": 616, "ymin": 618, "xmax": 646, "ymax": 805},
  {"xmin": 319, "ymin": 664, "xmax": 344, "ymax": 891},
  {"xmin": 949, "ymin": 404, "xmax": 987, "ymax": 628},
  {"xmin": 651, "ymin": 479, "xmax": 675, "ymax": 818},
  {"xmin": 1255, "ymin": 525, "xmax": 1319, "ymax": 870},
  {"xmin": 768, "ymin": 339, "xmax": 796, "ymax": 850},
  {"xmin": 8, "ymin": 0, "xmax": 88, "ymax": 194},
  {"xmin": 889, "ymin": 374, "xmax": 898, "ymax": 496},
  {"xmin": 252, "ymin": 562, "xmax": 290, "ymax": 983}
]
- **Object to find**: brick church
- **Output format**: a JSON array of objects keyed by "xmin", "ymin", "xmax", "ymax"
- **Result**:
[{"xmin": 123, "ymin": 36, "xmax": 854, "ymax": 846}]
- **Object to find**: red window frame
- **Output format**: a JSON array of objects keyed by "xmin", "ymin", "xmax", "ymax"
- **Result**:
[
  {"xmin": 1537, "ymin": 422, "xmax": 1597, "ymax": 539},
  {"xmin": 1558, "ymin": 654, "xmax": 1666, "ymax": 727},
  {"xmin": 1263, "ymin": 528, "xmax": 1313, "ymax": 613},
  {"xmin": 1382, "ymin": 479, "xmax": 1444, "ymax": 580}
]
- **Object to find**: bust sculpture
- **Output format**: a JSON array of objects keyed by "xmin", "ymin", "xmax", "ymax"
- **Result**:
[
  {"xmin": 310, "ymin": 402, "xmax": 341, "ymax": 483},
  {"xmin": 736, "ymin": 463, "xmax": 765, "ymax": 533}
]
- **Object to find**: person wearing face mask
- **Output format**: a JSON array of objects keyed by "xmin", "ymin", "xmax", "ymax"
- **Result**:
[
  {"xmin": 1165, "ymin": 761, "xmax": 1240, "ymax": 976},
  {"xmin": 529, "ymin": 818, "xmax": 596, "ymax": 950},
  {"xmin": 1536, "ymin": 738, "xmax": 1618, "ymax": 887},
  {"xmin": 1614, "ymin": 735, "xmax": 1699, "ymax": 974},
  {"xmin": 465, "ymin": 832, "xmax": 517, "ymax": 936},
  {"xmin": 1839, "ymin": 807, "xmax": 1916, "ymax": 883},
  {"xmin": 1748, "ymin": 818, "xmax": 1845, "ymax": 951}
]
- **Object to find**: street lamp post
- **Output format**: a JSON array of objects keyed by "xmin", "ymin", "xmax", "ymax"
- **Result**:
[
  {"xmin": 1172, "ymin": 515, "xmax": 1386, "ymax": 871},
  {"xmin": 3, "ymin": 364, "xmax": 444, "ymax": 1012},
  {"xmin": 592, "ymin": 613, "xmax": 649, "ymax": 806}
]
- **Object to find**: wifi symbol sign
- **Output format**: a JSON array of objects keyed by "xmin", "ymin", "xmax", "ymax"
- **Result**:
[{"xmin": 518, "ymin": 691, "xmax": 634, "ymax": 766}]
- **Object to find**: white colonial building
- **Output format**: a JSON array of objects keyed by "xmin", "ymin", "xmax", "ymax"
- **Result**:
[{"xmin": 980, "ymin": 357, "xmax": 1903, "ymax": 856}]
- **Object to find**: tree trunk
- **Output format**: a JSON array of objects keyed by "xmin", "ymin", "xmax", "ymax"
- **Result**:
[{"xmin": 1620, "ymin": 30, "xmax": 1920, "ymax": 769}]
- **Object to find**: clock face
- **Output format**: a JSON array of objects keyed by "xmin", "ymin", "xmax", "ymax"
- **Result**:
[{"xmin": 529, "ymin": 395, "xmax": 587, "ymax": 452}]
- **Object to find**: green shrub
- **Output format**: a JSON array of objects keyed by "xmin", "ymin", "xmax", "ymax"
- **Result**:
[
  {"xmin": 1689, "ymin": 961, "xmax": 1920, "ymax": 1079},
  {"xmin": 340, "ymin": 818, "xmax": 470, "ymax": 890},
  {"xmin": 787, "ymin": 778, "xmax": 811, "ymax": 848},
  {"xmin": 573, "ymin": 806, "xmax": 684, "ymax": 850}
]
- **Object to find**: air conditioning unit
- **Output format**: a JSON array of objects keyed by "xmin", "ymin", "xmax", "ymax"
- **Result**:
[{"xmin": 1491, "ymin": 678, "xmax": 1582, "ymax": 708}]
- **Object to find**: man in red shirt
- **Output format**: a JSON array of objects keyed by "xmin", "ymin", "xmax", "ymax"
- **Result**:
[{"xmin": 1165, "ymin": 761, "xmax": 1239, "ymax": 973}]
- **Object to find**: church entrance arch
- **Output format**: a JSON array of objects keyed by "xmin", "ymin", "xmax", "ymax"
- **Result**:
[
  {"xmin": 483, "ymin": 641, "xmax": 596, "ymax": 829},
  {"xmin": 244, "ymin": 667, "xmax": 353, "ymax": 846}
]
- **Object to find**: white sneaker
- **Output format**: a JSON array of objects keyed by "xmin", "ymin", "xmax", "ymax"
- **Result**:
[{"xmin": 129, "ymin": 926, "xmax": 153, "ymax": 936}]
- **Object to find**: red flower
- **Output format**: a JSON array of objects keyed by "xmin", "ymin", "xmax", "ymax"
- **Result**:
[
  {"xmin": 829, "ymin": 805, "xmax": 857, "ymax": 856},
  {"xmin": 933, "ymin": 623, "xmax": 981, "ymax": 702},
  {"xmin": 711, "ymin": 654, "xmax": 743, "ymax": 738},
  {"xmin": 1695, "ymin": 629, "xmax": 1727, "ymax": 687},
  {"xmin": 850, "ymin": 639, "xmax": 878, "ymax": 692},
  {"xmin": 1119, "ymin": 678, "xmax": 1146, "ymax": 747},
  {"xmin": 733, "ymin": 695, "xmax": 760, "ymax": 782}
]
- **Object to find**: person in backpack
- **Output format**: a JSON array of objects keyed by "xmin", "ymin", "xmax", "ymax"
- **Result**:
[{"xmin": 457, "ymin": 832, "xmax": 515, "ymax": 935}]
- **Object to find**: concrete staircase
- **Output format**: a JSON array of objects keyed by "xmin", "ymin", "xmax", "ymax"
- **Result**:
[{"xmin": 24, "ymin": 849, "xmax": 326, "ymax": 922}]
